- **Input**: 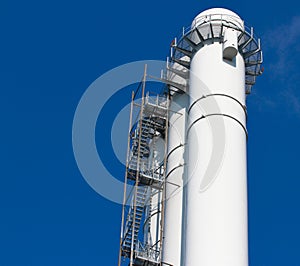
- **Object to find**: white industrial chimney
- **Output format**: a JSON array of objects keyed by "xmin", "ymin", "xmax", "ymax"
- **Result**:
[
  {"xmin": 185, "ymin": 8, "xmax": 249, "ymax": 266},
  {"xmin": 162, "ymin": 7, "xmax": 263, "ymax": 266},
  {"xmin": 119, "ymin": 7, "xmax": 263, "ymax": 266}
]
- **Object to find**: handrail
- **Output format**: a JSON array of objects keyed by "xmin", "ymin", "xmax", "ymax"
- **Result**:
[{"xmin": 169, "ymin": 13, "xmax": 263, "ymax": 93}]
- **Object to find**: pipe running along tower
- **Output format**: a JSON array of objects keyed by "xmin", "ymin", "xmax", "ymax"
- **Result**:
[{"xmin": 118, "ymin": 7, "xmax": 263, "ymax": 266}]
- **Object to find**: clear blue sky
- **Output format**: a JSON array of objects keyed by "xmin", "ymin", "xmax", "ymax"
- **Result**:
[{"xmin": 1, "ymin": 0, "xmax": 300, "ymax": 265}]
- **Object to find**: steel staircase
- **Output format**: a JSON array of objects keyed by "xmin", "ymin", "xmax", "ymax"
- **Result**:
[
  {"xmin": 121, "ymin": 185, "xmax": 149, "ymax": 256},
  {"xmin": 119, "ymin": 73, "xmax": 168, "ymax": 266},
  {"xmin": 128, "ymin": 115, "xmax": 166, "ymax": 186}
]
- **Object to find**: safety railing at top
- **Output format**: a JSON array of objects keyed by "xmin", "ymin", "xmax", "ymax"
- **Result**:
[
  {"xmin": 172, "ymin": 13, "xmax": 261, "ymax": 45},
  {"xmin": 184, "ymin": 13, "xmax": 244, "ymax": 35},
  {"xmin": 169, "ymin": 13, "xmax": 263, "ymax": 93}
]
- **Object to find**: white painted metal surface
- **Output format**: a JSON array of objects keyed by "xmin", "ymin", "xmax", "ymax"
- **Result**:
[
  {"xmin": 223, "ymin": 28, "xmax": 238, "ymax": 60},
  {"xmin": 149, "ymin": 189, "xmax": 161, "ymax": 252},
  {"xmin": 183, "ymin": 8, "xmax": 249, "ymax": 266},
  {"xmin": 162, "ymin": 93, "xmax": 188, "ymax": 266},
  {"xmin": 148, "ymin": 136, "xmax": 164, "ymax": 250}
]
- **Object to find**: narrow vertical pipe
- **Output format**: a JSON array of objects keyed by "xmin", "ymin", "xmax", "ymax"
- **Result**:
[
  {"xmin": 159, "ymin": 95, "xmax": 170, "ymax": 266},
  {"xmin": 162, "ymin": 93, "xmax": 188, "ymax": 266},
  {"xmin": 118, "ymin": 91, "xmax": 135, "ymax": 266}
]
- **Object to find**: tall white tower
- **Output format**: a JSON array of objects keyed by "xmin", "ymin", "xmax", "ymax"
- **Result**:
[
  {"xmin": 118, "ymin": 7, "xmax": 263, "ymax": 266},
  {"xmin": 185, "ymin": 8, "xmax": 249, "ymax": 266},
  {"xmin": 162, "ymin": 7, "xmax": 263, "ymax": 266}
]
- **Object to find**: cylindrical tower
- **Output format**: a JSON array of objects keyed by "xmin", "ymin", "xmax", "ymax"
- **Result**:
[
  {"xmin": 186, "ymin": 8, "xmax": 248, "ymax": 266},
  {"xmin": 118, "ymin": 7, "xmax": 263, "ymax": 266},
  {"xmin": 162, "ymin": 92, "xmax": 188, "ymax": 266},
  {"xmin": 166, "ymin": 7, "xmax": 263, "ymax": 266},
  {"xmin": 162, "ymin": 59, "xmax": 189, "ymax": 265}
]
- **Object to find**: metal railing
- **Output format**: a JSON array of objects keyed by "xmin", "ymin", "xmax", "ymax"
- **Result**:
[{"xmin": 169, "ymin": 13, "xmax": 263, "ymax": 94}]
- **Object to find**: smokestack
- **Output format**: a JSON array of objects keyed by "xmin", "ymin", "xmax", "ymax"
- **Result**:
[{"xmin": 119, "ymin": 7, "xmax": 263, "ymax": 266}]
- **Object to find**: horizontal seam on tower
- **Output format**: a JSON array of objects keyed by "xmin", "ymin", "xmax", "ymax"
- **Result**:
[
  {"xmin": 166, "ymin": 143, "xmax": 186, "ymax": 161},
  {"xmin": 186, "ymin": 113, "xmax": 248, "ymax": 140},
  {"xmin": 188, "ymin": 93, "xmax": 247, "ymax": 118},
  {"xmin": 165, "ymin": 164, "xmax": 186, "ymax": 180}
]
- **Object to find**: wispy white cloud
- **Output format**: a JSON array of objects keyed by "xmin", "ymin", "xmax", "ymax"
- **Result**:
[
  {"xmin": 264, "ymin": 16, "xmax": 300, "ymax": 77},
  {"xmin": 258, "ymin": 16, "xmax": 300, "ymax": 115}
]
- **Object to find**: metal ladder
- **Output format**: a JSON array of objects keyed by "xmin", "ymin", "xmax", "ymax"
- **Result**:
[{"xmin": 121, "ymin": 185, "xmax": 149, "ymax": 255}]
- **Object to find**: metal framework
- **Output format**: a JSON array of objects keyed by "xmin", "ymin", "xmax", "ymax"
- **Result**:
[
  {"xmin": 118, "ymin": 65, "xmax": 169, "ymax": 266},
  {"xmin": 163, "ymin": 13, "xmax": 263, "ymax": 94}
]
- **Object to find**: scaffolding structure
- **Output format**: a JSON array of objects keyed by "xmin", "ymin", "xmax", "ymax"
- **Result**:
[{"xmin": 118, "ymin": 66, "xmax": 169, "ymax": 266}]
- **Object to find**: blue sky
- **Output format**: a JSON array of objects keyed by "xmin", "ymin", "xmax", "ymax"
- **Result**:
[{"xmin": 1, "ymin": 0, "xmax": 300, "ymax": 265}]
